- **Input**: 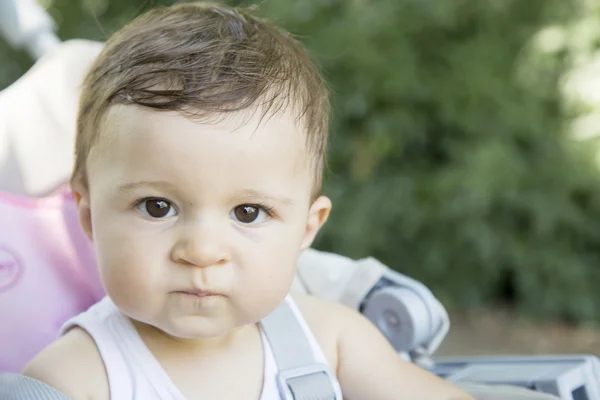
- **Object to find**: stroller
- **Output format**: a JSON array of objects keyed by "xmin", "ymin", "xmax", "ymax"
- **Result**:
[{"xmin": 0, "ymin": 0, "xmax": 598, "ymax": 399}]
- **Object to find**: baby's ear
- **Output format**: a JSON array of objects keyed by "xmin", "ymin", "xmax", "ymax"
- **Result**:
[
  {"xmin": 300, "ymin": 196, "xmax": 332, "ymax": 250},
  {"xmin": 71, "ymin": 183, "xmax": 93, "ymax": 241}
]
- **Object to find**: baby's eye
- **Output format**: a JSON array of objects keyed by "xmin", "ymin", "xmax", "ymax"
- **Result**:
[
  {"xmin": 231, "ymin": 204, "xmax": 269, "ymax": 224},
  {"xmin": 136, "ymin": 198, "xmax": 177, "ymax": 219}
]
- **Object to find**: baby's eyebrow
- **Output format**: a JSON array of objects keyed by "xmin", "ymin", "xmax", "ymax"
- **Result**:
[
  {"xmin": 117, "ymin": 180, "xmax": 176, "ymax": 192},
  {"xmin": 234, "ymin": 189, "xmax": 294, "ymax": 205}
]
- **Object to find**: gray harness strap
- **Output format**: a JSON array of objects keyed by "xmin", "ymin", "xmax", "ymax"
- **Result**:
[
  {"xmin": 261, "ymin": 299, "xmax": 342, "ymax": 400},
  {"xmin": 0, "ymin": 373, "xmax": 72, "ymax": 400}
]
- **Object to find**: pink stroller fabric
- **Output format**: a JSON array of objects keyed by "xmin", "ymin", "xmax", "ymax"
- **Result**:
[{"xmin": 0, "ymin": 187, "xmax": 105, "ymax": 373}]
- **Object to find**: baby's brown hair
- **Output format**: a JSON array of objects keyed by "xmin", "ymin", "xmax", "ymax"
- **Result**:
[{"xmin": 71, "ymin": 2, "xmax": 330, "ymax": 197}]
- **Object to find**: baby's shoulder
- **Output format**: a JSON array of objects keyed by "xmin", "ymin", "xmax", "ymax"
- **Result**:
[
  {"xmin": 290, "ymin": 292, "xmax": 368, "ymax": 370},
  {"xmin": 291, "ymin": 291, "xmax": 367, "ymax": 333},
  {"xmin": 22, "ymin": 327, "xmax": 108, "ymax": 400}
]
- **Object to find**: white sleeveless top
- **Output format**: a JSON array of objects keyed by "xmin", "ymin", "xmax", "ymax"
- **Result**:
[{"xmin": 60, "ymin": 295, "xmax": 332, "ymax": 400}]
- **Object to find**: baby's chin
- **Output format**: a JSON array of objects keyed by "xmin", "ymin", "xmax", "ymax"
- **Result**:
[
  {"xmin": 129, "ymin": 310, "xmax": 259, "ymax": 342},
  {"xmin": 163, "ymin": 316, "xmax": 250, "ymax": 340}
]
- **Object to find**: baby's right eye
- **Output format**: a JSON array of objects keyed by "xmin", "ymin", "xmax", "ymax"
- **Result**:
[{"xmin": 136, "ymin": 198, "xmax": 177, "ymax": 219}]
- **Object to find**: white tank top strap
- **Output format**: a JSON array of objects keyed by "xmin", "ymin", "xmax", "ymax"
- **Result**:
[
  {"xmin": 60, "ymin": 297, "xmax": 187, "ymax": 400},
  {"xmin": 259, "ymin": 326, "xmax": 280, "ymax": 400},
  {"xmin": 283, "ymin": 295, "xmax": 330, "ymax": 366},
  {"xmin": 60, "ymin": 297, "xmax": 133, "ymax": 399}
]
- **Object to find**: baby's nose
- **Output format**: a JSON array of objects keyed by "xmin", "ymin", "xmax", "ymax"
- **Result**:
[{"xmin": 170, "ymin": 218, "xmax": 229, "ymax": 268}]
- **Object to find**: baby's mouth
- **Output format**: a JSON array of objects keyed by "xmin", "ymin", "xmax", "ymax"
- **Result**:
[{"xmin": 176, "ymin": 288, "xmax": 221, "ymax": 297}]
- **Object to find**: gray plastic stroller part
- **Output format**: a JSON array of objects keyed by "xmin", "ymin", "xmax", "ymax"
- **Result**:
[
  {"xmin": 360, "ymin": 267, "xmax": 450, "ymax": 363},
  {"xmin": 430, "ymin": 355, "xmax": 600, "ymax": 400},
  {"xmin": 0, "ymin": 374, "xmax": 569, "ymax": 400},
  {"xmin": 455, "ymin": 382, "xmax": 562, "ymax": 400},
  {"xmin": 296, "ymin": 250, "xmax": 450, "ymax": 363},
  {"xmin": 0, "ymin": 373, "xmax": 72, "ymax": 400},
  {"xmin": 362, "ymin": 286, "xmax": 433, "ymax": 353},
  {"xmin": 0, "ymin": 0, "xmax": 60, "ymax": 59}
]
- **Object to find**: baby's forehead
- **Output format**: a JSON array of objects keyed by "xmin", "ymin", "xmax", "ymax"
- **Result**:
[
  {"xmin": 101, "ymin": 103, "xmax": 309, "ymax": 143},
  {"xmin": 91, "ymin": 104, "xmax": 313, "ymax": 179},
  {"xmin": 85, "ymin": 105, "xmax": 317, "ymax": 202}
]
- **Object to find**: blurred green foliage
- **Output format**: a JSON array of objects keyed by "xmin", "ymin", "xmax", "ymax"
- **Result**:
[{"xmin": 2, "ymin": 0, "xmax": 600, "ymax": 323}]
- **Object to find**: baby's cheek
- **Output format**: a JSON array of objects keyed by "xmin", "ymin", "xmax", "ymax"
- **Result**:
[
  {"xmin": 240, "ymin": 242, "xmax": 298, "ymax": 313},
  {"xmin": 95, "ymin": 226, "xmax": 158, "ymax": 306}
]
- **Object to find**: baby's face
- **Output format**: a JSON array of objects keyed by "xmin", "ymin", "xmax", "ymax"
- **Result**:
[{"xmin": 77, "ymin": 105, "xmax": 330, "ymax": 339}]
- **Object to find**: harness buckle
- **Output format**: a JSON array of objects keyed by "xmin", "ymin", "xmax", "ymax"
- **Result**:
[{"xmin": 276, "ymin": 363, "xmax": 342, "ymax": 400}]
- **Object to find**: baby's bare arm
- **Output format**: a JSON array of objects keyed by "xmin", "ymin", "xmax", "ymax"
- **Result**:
[
  {"xmin": 336, "ymin": 307, "xmax": 474, "ymax": 400},
  {"xmin": 293, "ymin": 293, "xmax": 474, "ymax": 400},
  {"xmin": 22, "ymin": 328, "xmax": 108, "ymax": 400}
]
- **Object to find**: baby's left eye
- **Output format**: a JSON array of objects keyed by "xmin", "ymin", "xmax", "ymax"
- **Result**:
[
  {"xmin": 136, "ymin": 198, "xmax": 177, "ymax": 219},
  {"xmin": 231, "ymin": 205, "xmax": 269, "ymax": 224}
]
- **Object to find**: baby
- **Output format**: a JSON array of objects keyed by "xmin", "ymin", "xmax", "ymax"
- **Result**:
[{"xmin": 23, "ymin": 3, "xmax": 473, "ymax": 399}]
